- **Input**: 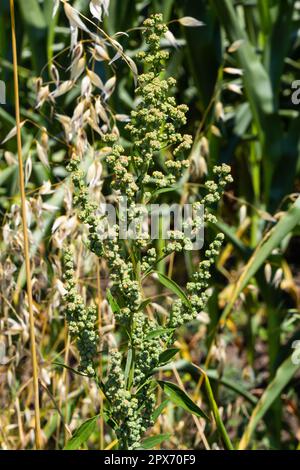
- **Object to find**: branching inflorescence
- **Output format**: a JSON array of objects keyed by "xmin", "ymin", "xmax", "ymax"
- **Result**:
[{"xmin": 62, "ymin": 14, "xmax": 232, "ymax": 449}]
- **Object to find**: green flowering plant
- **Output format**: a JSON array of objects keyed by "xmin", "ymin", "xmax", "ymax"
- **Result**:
[{"xmin": 62, "ymin": 14, "xmax": 232, "ymax": 450}]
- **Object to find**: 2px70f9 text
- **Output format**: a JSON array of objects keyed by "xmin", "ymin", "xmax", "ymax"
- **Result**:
[{"xmin": 104, "ymin": 453, "xmax": 196, "ymax": 467}]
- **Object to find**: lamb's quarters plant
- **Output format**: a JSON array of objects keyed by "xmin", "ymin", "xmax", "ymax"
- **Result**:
[
  {"xmin": 61, "ymin": 14, "xmax": 232, "ymax": 450},
  {"xmin": 1, "ymin": 0, "xmax": 300, "ymax": 452}
]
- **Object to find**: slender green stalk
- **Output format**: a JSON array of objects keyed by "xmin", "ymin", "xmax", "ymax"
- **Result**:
[
  {"xmin": 96, "ymin": 260, "xmax": 105, "ymax": 450},
  {"xmin": 203, "ymin": 372, "xmax": 234, "ymax": 450}
]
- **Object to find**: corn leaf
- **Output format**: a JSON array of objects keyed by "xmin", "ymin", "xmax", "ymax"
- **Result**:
[
  {"xmin": 210, "ymin": 0, "xmax": 282, "ymax": 202},
  {"xmin": 221, "ymin": 196, "xmax": 300, "ymax": 324},
  {"xmin": 17, "ymin": 0, "xmax": 47, "ymax": 74}
]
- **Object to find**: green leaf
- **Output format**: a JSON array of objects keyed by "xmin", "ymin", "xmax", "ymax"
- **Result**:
[
  {"xmin": 239, "ymin": 355, "xmax": 300, "ymax": 449},
  {"xmin": 149, "ymin": 185, "xmax": 181, "ymax": 201},
  {"xmin": 106, "ymin": 289, "xmax": 121, "ymax": 315},
  {"xmin": 158, "ymin": 348, "xmax": 180, "ymax": 366},
  {"xmin": 212, "ymin": 220, "xmax": 250, "ymax": 259},
  {"xmin": 158, "ymin": 380, "xmax": 209, "ymax": 421},
  {"xmin": 64, "ymin": 415, "xmax": 98, "ymax": 450},
  {"xmin": 124, "ymin": 348, "xmax": 133, "ymax": 387},
  {"xmin": 152, "ymin": 399, "xmax": 169, "ymax": 422},
  {"xmin": 257, "ymin": 0, "xmax": 271, "ymax": 35},
  {"xmin": 210, "ymin": 0, "xmax": 282, "ymax": 201},
  {"xmin": 153, "ymin": 0, "xmax": 175, "ymax": 21},
  {"xmin": 221, "ymin": 197, "xmax": 300, "ymax": 324},
  {"xmin": 159, "ymin": 360, "xmax": 258, "ymax": 405},
  {"xmin": 103, "ymin": 411, "xmax": 118, "ymax": 431},
  {"xmin": 182, "ymin": 0, "xmax": 221, "ymax": 110},
  {"xmin": 105, "ymin": 0, "xmax": 137, "ymax": 34},
  {"xmin": 145, "ymin": 327, "xmax": 175, "ymax": 340},
  {"xmin": 154, "ymin": 272, "xmax": 191, "ymax": 307},
  {"xmin": 264, "ymin": 0, "xmax": 295, "ymax": 98},
  {"xmin": 17, "ymin": 0, "xmax": 48, "ymax": 74},
  {"xmin": 43, "ymin": 0, "xmax": 60, "ymax": 65},
  {"xmin": 139, "ymin": 433, "xmax": 171, "ymax": 450},
  {"xmin": 206, "ymin": 370, "xmax": 258, "ymax": 406}
]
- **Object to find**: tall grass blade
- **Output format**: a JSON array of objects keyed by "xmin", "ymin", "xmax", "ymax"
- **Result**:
[
  {"xmin": 239, "ymin": 355, "xmax": 300, "ymax": 449},
  {"xmin": 221, "ymin": 196, "xmax": 300, "ymax": 324}
]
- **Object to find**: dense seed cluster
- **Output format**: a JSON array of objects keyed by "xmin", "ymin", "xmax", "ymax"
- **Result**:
[
  {"xmin": 105, "ymin": 351, "xmax": 155, "ymax": 449},
  {"xmin": 168, "ymin": 233, "xmax": 225, "ymax": 328},
  {"xmin": 125, "ymin": 16, "xmax": 191, "ymax": 178},
  {"xmin": 67, "ymin": 154, "xmax": 104, "ymax": 257},
  {"xmin": 63, "ymin": 249, "xmax": 98, "ymax": 376}
]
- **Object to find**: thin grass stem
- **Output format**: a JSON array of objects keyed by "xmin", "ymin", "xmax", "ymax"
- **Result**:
[{"xmin": 9, "ymin": 0, "xmax": 42, "ymax": 450}]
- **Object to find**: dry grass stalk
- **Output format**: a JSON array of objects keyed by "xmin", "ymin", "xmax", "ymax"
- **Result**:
[{"xmin": 9, "ymin": 0, "xmax": 42, "ymax": 449}]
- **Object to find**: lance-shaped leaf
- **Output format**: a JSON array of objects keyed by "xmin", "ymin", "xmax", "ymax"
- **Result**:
[
  {"xmin": 64, "ymin": 415, "xmax": 98, "ymax": 450},
  {"xmin": 158, "ymin": 380, "xmax": 209, "ymax": 420},
  {"xmin": 154, "ymin": 271, "xmax": 191, "ymax": 307},
  {"xmin": 138, "ymin": 433, "xmax": 171, "ymax": 450}
]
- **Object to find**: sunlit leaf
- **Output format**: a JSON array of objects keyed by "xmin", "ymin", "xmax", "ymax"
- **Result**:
[{"xmin": 158, "ymin": 380, "xmax": 209, "ymax": 420}]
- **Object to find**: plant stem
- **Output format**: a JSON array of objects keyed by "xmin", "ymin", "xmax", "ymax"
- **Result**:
[
  {"xmin": 96, "ymin": 259, "xmax": 105, "ymax": 450},
  {"xmin": 9, "ymin": 0, "xmax": 42, "ymax": 449}
]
